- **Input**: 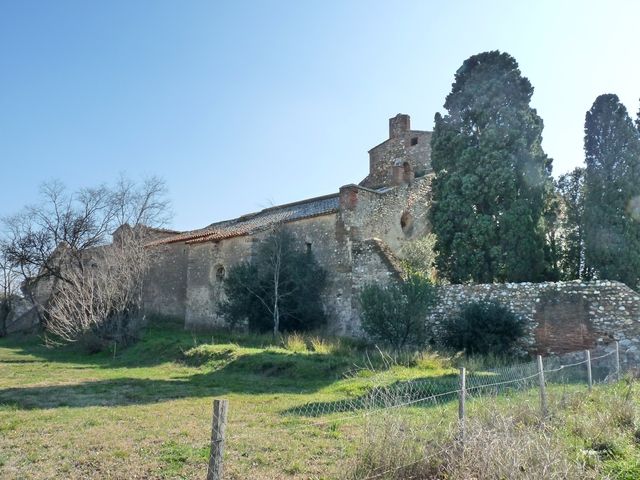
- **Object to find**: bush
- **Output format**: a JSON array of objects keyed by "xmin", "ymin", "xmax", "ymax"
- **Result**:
[
  {"xmin": 399, "ymin": 234, "xmax": 436, "ymax": 280},
  {"xmin": 219, "ymin": 228, "xmax": 327, "ymax": 334},
  {"xmin": 442, "ymin": 300, "xmax": 524, "ymax": 355},
  {"xmin": 359, "ymin": 274, "xmax": 438, "ymax": 350}
]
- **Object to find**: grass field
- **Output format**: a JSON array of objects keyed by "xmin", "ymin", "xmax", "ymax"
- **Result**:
[
  {"xmin": 1, "ymin": 320, "xmax": 640, "ymax": 479},
  {"xmin": 0, "ymin": 319, "xmax": 459, "ymax": 479}
]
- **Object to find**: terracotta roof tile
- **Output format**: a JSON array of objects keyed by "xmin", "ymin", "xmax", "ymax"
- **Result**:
[{"xmin": 148, "ymin": 194, "xmax": 339, "ymax": 246}]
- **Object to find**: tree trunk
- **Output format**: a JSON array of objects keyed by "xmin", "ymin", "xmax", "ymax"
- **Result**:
[
  {"xmin": 273, "ymin": 302, "xmax": 279, "ymax": 338},
  {"xmin": 0, "ymin": 300, "xmax": 8, "ymax": 337}
]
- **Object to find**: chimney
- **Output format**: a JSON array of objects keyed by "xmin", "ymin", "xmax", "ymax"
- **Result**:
[{"xmin": 389, "ymin": 113, "xmax": 410, "ymax": 138}]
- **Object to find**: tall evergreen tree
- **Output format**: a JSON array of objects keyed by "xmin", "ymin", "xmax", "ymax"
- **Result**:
[
  {"xmin": 583, "ymin": 94, "xmax": 640, "ymax": 289},
  {"xmin": 430, "ymin": 51, "xmax": 553, "ymax": 283},
  {"xmin": 555, "ymin": 167, "xmax": 590, "ymax": 280}
]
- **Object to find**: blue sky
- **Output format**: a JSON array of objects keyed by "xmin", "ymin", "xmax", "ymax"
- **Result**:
[{"xmin": 1, "ymin": 1, "xmax": 639, "ymax": 231}]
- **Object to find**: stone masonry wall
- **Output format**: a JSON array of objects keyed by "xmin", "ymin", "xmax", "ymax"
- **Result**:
[
  {"xmin": 430, "ymin": 280, "xmax": 640, "ymax": 363},
  {"xmin": 180, "ymin": 214, "xmax": 360, "ymax": 334},
  {"xmin": 143, "ymin": 243, "xmax": 188, "ymax": 319},
  {"xmin": 339, "ymin": 176, "xmax": 433, "ymax": 253},
  {"xmin": 363, "ymin": 129, "xmax": 432, "ymax": 189}
]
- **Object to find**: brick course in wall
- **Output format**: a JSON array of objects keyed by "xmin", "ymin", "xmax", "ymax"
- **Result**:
[{"xmin": 430, "ymin": 280, "xmax": 640, "ymax": 363}]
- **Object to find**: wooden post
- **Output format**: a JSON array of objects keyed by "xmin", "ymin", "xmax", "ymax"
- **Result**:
[
  {"xmin": 615, "ymin": 341, "xmax": 621, "ymax": 381},
  {"xmin": 586, "ymin": 350, "xmax": 592, "ymax": 392},
  {"xmin": 207, "ymin": 399, "xmax": 228, "ymax": 480},
  {"xmin": 458, "ymin": 367, "xmax": 466, "ymax": 441},
  {"xmin": 537, "ymin": 355, "xmax": 547, "ymax": 418}
]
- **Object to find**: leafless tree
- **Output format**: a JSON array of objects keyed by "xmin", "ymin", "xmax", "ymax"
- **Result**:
[
  {"xmin": 0, "ymin": 246, "xmax": 21, "ymax": 336},
  {"xmin": 220, "ymin": 226, "xmax": 327, "ymax": 336},
  {"xmin": 45, "ymin": 226, "xmax": 151, "ymax": 343},
  {"xmin": 1, "ymin": 175, "xmax": 171, "ymax": 345}
]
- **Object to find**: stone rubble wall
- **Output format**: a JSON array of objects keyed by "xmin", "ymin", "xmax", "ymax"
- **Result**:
[
  {"xmin": 430, "ymin": 280, "xmax": 640, "ymax": 363},
  {"xmin": 3, "ymin": 297, "xmax": 39, "ymax": 335}
]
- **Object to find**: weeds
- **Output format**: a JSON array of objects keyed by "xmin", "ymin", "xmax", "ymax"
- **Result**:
[{"xmin": 349, "ymin": 383, "xmax": 640, "ymax": 479}]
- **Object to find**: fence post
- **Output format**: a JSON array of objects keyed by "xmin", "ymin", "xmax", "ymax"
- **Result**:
[
  {"xmin": 207, "ymin": 399, "xmax": 228, "ymax": 480},
  {"xmin": 586, "ymin": 350, "xmax": 592, "ymax": 392},
  {"xmin": 458, "ymin": 367, "xmax": 466, "ymax": 441},
  {"xmin": 615, "ymin": 341, "xmax": 621, "ymax": 381},
  {"xmin": 536, "ymin": 355, "xmax": 547, "ymax": 418}
]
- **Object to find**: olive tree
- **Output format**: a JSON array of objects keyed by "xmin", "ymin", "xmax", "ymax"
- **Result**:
[{"xmin": 359, "ymin": 274, "xmax": 438, "ymax": 350}]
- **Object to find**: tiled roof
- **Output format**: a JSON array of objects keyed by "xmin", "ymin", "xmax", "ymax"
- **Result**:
[{"xmin": 148, "ymin": 194, "xmax": 340, "ymax": 246}]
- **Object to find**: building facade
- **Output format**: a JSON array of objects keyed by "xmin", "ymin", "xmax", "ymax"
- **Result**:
[{"xmin": 144, "ymin": 114, "xmax": 433, "ymax": 333}]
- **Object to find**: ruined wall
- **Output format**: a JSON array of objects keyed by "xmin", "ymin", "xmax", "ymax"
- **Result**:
[
  {"xmin": 181, "ymin": 213, "xmax": 360, "ymax": 333},
  {"xmin": 184, "ymin": 235, "xmax": 253, "ymax": 329},
  {"xmin": 430, "ymin": 280, "xmax": 640, "ymax": 362},
  {"xmin": 284, "ymin": 214, "xmax": 354, "ymax": 334},
  {"xmin": 362, "ymin": 114, "xmax": 432, "ymax": 189},
  {"xmin": 339, "ymin": 176, "xmax": 432, "ymax": 253},
  {"xmin": 146, "ymin": 177, "xmax": 434, "ymax": 334},
  {"xmin": 3, "ymin": 297, "xmax": 39, "ymax": 335},
  {"xmin": 143, "ymin": 243, "xmax": 188, "ymax": 319}
]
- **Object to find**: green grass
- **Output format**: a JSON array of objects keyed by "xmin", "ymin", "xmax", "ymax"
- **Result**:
[
  {"xmin": 1, "ymin": 320, "xmax": 639, "ymax": 479},
  {"xmin": 0, "ymin": 320, "xmax": 457, "ymax": 479}
]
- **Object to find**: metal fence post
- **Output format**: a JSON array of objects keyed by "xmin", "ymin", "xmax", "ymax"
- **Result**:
[
  {"xmin": 536, "ymin": 355, "xmax": 547, "ymax": 418},
  {"xmin": 207, "ymin": 399, "xmax": 228, "ymax": 480},
  {"xmin": 615, "ymin": 341, "xmax": 621, "ymax": 381},
  {"xmin": 458, "ymin": 367, "xmax": 466, "ymax": 441},
  {"xmin": 586, "ymin": 350, "xmax": 592, "ymax": 392}
]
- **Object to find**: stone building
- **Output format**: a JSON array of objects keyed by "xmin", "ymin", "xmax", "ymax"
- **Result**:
[
  {"xmin": 139, "ymin": 112, "xmax": 640, "ymax": 361},
  {"xmin": 144, "ymin": 114, "xmax": 433, "ymax": 333},
  {"xmin": 7, "ymin": 113, "xmax": 640, "ymax": 361}
]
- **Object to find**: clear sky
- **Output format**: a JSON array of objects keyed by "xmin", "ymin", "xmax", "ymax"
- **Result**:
[{"xmin": 1, "ymin": 0, "xmax": 639, "ymax": 231}]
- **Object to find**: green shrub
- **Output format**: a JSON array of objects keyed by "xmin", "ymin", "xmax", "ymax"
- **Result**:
[
  {"xmin": 219, "ymin": 228, "xmax": 327, "ymax": 335},
  {"xmin": 359, "ymin": 274, "xmax": 438, "ymax": 350},
  {"xmin": 442, "ymin": 300, "xmax": 524, "ymax": 355}
]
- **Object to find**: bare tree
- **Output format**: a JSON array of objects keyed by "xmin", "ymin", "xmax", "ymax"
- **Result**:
[
  {"xmin": 220, "ymin": 227, "xmax": 327, "ymax": 336},
  {"xmin": 1, "ymin": 175, "xmax": 171, "ymax": 345},
  {"xmin": 0, "ymin": 245, "xmax": 21, "ymax": 336},
  {"xmin": 45, "ymin": 226, "xmax": 151, "ymax": 343}
]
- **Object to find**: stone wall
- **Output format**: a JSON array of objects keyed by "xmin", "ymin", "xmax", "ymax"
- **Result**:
[
  {"xmin": 339, "ymin": 176, "xmax": 432, "ymax": 253},
  {"xmin": 184, "ymin": 235, "xmax": 253, "ymax": 329},
  {"xmin": 180, "ymin": 213, "xmax": 360, "ymax": 333},
  {"xmin": 3, "ymin": 297, "xmax": 39, "ymax": 335},
  {"xmin": 143, "ymin": 243, "xmax": 188, "ymax": 319},
  {"xmin": 132, "ymin": 111, "xmax": 640, "ymax": 360},
  {"xmin": 430, "ymin": 280, "xmax": 640, "ymax": 362},
  {"xmin": 361, "ymin": 114, "xmax": 432, "ymax": 189}
]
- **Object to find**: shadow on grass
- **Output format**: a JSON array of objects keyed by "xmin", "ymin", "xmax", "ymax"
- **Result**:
[
  {"xmin": 0, "ymin": 322, "xmax": 208, "ymax": 369},
  {"xmin": 283, "ymin": 369, "xmax": 601, "ymax": 418},
  {"xmin": 0, "ymin": 347, "xmax": 356, "ymax": 410},
  {"xmin": 0, "ymin": 318, "xmax": 354, "ymax": 369},
  {"xmin": 283, "ymin": 374, "xmax": 461, "ymax": 417}
]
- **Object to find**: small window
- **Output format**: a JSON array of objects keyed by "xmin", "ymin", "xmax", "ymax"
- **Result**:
[
  {"xmin": 411, "ymin": 137, "xmax": 418, "ymax": 146},
  {"xmin": 215, "ymin": 266, "xmax": 226, "ymax": 281},
  {"xmin": 306, "ymin": 242, "xmax": 312, "ymax": 254}
]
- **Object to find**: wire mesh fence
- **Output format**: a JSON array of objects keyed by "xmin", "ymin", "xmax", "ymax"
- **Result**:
[{"xmin": 212, "ymin": 342, "xmax": 631, "ymax": 479}]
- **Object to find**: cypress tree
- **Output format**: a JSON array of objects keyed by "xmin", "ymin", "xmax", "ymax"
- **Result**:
[
  {"xmin": 555, "ymin": 168, "xmax": 590, "ymax": 280},
  {"xmin": 583, "ymin": 94, "xmax": 640, "ymax": 289},
  {"xmin": 430, "ymin": 51, "xmax": 552, "ymax": 283}
]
